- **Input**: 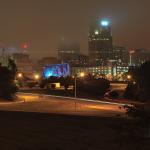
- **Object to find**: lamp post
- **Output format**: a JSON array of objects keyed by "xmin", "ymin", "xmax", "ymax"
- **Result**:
[
  {"xmin": 16, "ymin": 73, "xmax": 23, "ymax": 88},
  {"xmin": 74, "ymin": 72, "xmax": 85, "ymax": 112},
  {"xmin": 74, "ymin": 75, "xmax": 77, "ymax": 98},
  {"xmin": 74, "ymin": 72, "xmax": 85, "ymax": 98}
]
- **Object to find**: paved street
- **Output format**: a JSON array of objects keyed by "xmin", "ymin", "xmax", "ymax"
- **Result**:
[{"xmin": 0, "ymin": 93, "xmax": 126, "ymax": 117}]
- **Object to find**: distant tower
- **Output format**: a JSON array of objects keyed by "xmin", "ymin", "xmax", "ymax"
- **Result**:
[
  {"xmin": 89, "ymin": 20, "xmax": 113, "ymax": 66},
  {"xmin": 57, "ymin": 40, "xmax": 80, "ymax": 65},
  {"xmin": 129, "ymin": 49, "xmax": 135, "ymax": 66}
]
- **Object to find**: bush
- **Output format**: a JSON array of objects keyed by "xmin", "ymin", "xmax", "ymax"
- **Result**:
[
  {"xmin": 125, "ymin": 104, "xmax": 150, "ymax": 121},
  {"xmin": 109, "ymin": 91, "xmax": 119, "ymax": 99},
  {"xmin": 40, "ymin": 76, "xmax": 110, "ymax": 97},
  {"xmin": 77, "ymin": 77, "xmax": 110, "ymax": 97},
  {"xmin": 124, "ymin": 61, "xmax": 150, "ymax": 102},
  {"xmin": 124, "ymin": 83, "xmax": 138, "ymax": 100},
  {"xmin": 27, "ymin": 82, "xmax": 37, "ymax": 88}
]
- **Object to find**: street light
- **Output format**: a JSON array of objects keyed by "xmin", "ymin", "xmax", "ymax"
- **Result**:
[
  {"xmin": 17, "ymin": 73, "xmax": 23, "ymax": 79},
  {"xmin": 80, "ymin": 72, "xmax": 85, "ymax": 78},
  {"xmin": 127, "ymin": 75, "xmax": 132, "ymax": 80},
  {"xmin": 34, "ymin": 74, "xmax": 40, "ymax": 80},
  {"xmin": 127, "ymin": 75, "xmax": 133, "ymax": 83},
  {"xmin": 74, "ymin": 72, "xmax": 85, "ymax": 98},
  {"xmin": 74, "ymin": 72, "xmax": 85, "ymax": 112}
]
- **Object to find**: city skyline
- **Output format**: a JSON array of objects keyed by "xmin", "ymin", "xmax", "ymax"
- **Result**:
[{"xmin": 0, "ymin": 0, "xmax": 150, "ymax": 59}]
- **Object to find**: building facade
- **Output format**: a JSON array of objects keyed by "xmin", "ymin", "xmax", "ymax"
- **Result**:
[
  {"xmin": 89, "ymin": 20, "xmax": 113, "ymax": 66},
  {"xmin": 37, "ymin": 57, "xmax": 58, "ymax": 74},
  {"xmin": 112, "ymin": 46, "xmax": 129, "ymax": 66},
  {"xmin": 12, "ymin": 53, "xmax": 33, "ymax": 78},
  {"xmin": 72, "ymin": 65, "xmax": 129, "ymax": 81},
  {"xmin": 130, "ymin": 49, "xmax": 150, "ymax": 66}
]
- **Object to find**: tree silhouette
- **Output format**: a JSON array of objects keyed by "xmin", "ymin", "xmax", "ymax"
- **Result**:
[
  {"xmin": 124, "ymin": 61, "xmax": 150, "ymax": 102},
  {"xmin": 0, "ymin": 62, "xmax": 17, "ymax": 100}
]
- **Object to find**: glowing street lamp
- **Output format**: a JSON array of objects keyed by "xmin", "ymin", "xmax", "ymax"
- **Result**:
[
  {"xmin": 74, "ymin": 72, "xmax": 85, "ymax": 112},
  {"xmin": 80, "ymin": 72, "xmax": 85, "ymax": 78},
  {"xmin": 17, "ymin": 73, "xmax": 23, "ymax": 79},
  {"xmin": 75, "ymin": 72, "xmax": 85, "ymax": 98},
  {"xmin": 34, "ymin": 74, "xmax": 40, "ymax": 80},
  {"xmin": 127, "ymin": 75, "xmax": 132, "ymax": 80}
]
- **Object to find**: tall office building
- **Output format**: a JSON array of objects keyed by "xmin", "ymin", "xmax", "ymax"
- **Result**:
[{"xmin": 89, "ymin": 20, "xmax": 113, "ymax": 66}]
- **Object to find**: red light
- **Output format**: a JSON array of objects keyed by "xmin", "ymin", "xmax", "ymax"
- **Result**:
[
  {"xmin": 23, "ymin": 44, "xmax": 28, "ymax": 49},
  {"xmin": 21, "ymin": 43, "xmax": 28, "ymax": 49}
]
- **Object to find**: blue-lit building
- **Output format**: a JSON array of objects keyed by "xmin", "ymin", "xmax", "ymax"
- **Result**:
[{"xmin": 43, "ymin": 63, "xmax": 70, "ymax": 78}]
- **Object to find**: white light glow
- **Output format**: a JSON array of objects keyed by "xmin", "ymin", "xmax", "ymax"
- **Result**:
[{"xmin": 101, "ymin": 21, "xmax": 109, "ymax": 26}]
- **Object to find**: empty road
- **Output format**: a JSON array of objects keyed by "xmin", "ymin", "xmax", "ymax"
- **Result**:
[{"xmin": 0, "ymin": 93, "xmax": 127, "ymax": 117}]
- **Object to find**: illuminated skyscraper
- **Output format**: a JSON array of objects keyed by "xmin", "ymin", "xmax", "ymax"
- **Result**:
[{"xmin": 89, "ymin": 20, "xmax": 113, "ymax": 66}]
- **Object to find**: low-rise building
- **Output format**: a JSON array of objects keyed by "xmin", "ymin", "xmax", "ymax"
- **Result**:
[
  {"xmin": 72, "ymin": 65, "xmax": 129, "ymax": 81},
  {"xmin": 130, "ymin": 49, "xmax": 150, "ymax": 66},
  {"xmin": 12, "ymin": 53, "xmax": 33, "ymax": 78}
]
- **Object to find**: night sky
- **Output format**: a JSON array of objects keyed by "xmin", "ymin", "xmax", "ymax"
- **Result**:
[{"xmin": 0, "ymin": 0, "xmax": 150, "ymax": 59}]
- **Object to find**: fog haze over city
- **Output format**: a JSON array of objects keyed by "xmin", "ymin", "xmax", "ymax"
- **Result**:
[
  {"xmin": 0, "ymin": 1, "xmax": 150, "ymax": 150},
  {"xmin": 0, "ymin": 0, "xmax": 149, "ymax": 59}
]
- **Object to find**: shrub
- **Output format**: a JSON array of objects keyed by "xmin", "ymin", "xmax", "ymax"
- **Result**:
[
  {"xmin": 124, "ymin": 61, "xmax": 150, "ymax": 102},
  {"xmin": 77, "ymin": 77, "xmax": 110, "ymax": 97},
  {"xmin": 109, "ymin": 90, "xmax": 119, "ymax": 99}
]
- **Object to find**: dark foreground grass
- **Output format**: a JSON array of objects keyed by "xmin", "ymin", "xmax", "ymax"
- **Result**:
[{"xmin": 0, "ymin": 111, "xmax": 149, "ymax": 150}]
